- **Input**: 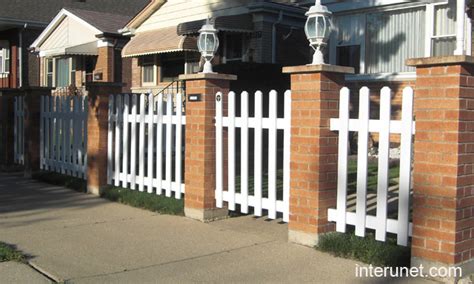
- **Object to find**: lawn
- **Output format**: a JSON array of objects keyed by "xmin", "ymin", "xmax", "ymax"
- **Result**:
[{"xmin": 0, "ymin": 243, "xmax": 26, "ymax": 263}]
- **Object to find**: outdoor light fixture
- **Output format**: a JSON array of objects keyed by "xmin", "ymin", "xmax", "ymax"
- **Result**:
[
  {"xmin": 198, "ymin": 17, "xmax": 219, "ymax": 73},
  {"xmin": 305, "ymin": 0, "xmax": 333, "ymax": 65}
]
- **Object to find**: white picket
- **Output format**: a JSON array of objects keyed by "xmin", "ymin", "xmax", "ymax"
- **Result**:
[
  {"xmin": 14, "ymin": 96, "xmax": 25, "ymax": 165},
  {"xmin": 375, "ymin": 87, "xmax": 391, "ymax": 242},
  {"xmin": 39, "ymin": 94, "xmax": 88, "ymax": 178},
  {"xmin": 107, "ymin": 92, "xmax": 186, "ymax": 199},
  {"xmin": 115, "ymin": 95, "xmax": 123, "ymax": 187},
  {"xmin": 216, "ymin": 90, "xmax": 291, "ymax": 221},
  {"xmin": 283, "ymin": 90, "xmax": 292, "ymax": 222},
  {"xmin": 147, "ymin": 93, "xmax": 155, "ymax": 194},
  {"xmin": 328, "ymin": 86, "xmax": 415, "ymax": 246},
  {"xmin": 397, "ymin": 87, "xmax": 414, "ymax": 246},
  {"xmin": 40, "ymin": 96, "xmax": 45, "ymax": 170},
  {"xmin": 130, "ymin": 94, "xmax": 137, "ymax": 190},
  {"xmin": 175, "ymin": 93, "xmax": 183, "ymax": 199},
  {"xmin": 165, "ymin": 92, "xmax": 172, "ymax": 197},
  {"xmin": 107, "ymin": 95, "xmax": 114, "ymax": 185},
  {"xmin": 227, "ymin": 91, "xmax": 236, "ymax": 211},
  {"xmin": 253, "ymin": 91, "xmax": 263, "ymax": 216},
  {"xmin": 355, "ymin": 87, "xmax": 370, "ymax": 237},
  {"xmin": 268, "ymin": 90, "xmax": 278, "ymax": 220},
  {"xmin": 139, "ymin": 94, "xmax": 146, "ymax": 192},
  {"xmin": 240, "ymin": 91, "xmax": 249, "ymax": 214},
  {"xmin": 122, "ymin": 95, "xmax": 130, "ymax": 188}
]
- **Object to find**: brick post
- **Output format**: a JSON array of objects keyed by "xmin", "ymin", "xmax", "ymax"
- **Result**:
[
  {"xmin": 0, "ymin": 89, "xmax": 21, "ymax": 167},
  {"xmin": 282, "ymin": 65, "xmax": 354, "ymax": 246},
  {"xmin": 86, "ymin": 82, "xmax": 122, "ymax": 195},
  {"xmin": 95, "ymin": 45, "xmax": 114, "ymax": 82},
  {"xmin": 406, "ymin": 56, "xmax": 474, "ymax": 280},
  {"xmin": 178, "ymin": 73, "xmax": 236, "ymax": 222},
  {"xmin": 23, "ymin": 87, "xmax": 52, "ymax": 177}
]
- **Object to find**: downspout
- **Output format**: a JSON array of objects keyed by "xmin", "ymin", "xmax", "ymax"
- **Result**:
[
  {"xmin": 272, "ymin": 11, "xmax": 283, "ymax": 64},
  {"xmin": 18, "ymin": 23, "xmax": 27, "ymax": 88},
  {"xmin": 455, "ymin": 0, "xmax": 466, "ymax": 55}
]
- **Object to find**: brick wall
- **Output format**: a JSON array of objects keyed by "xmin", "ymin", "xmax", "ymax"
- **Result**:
[{"xmin": 95, "ymin": 46, "xmax": 114, "ymax": 82}]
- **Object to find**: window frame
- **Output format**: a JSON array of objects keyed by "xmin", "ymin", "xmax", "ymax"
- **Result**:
[
  {"xmin": 0, "ymin": 41, "xmax": 10, "ymax": 74},
  {"xmin": 45, "ymin": 58, "xmax": 54, "ymax": 87}
]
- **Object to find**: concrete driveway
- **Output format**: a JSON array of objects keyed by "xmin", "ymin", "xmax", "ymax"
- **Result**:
[{"xmin": 0, "ymin": 172, "xmax": 437, "ymax": 283}]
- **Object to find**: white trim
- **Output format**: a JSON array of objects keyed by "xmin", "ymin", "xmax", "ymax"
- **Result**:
[
  {"xmin": 345, "ymin": 72, "xmax": 416, "ymax": 82},
  {"xmin": 425, "ymin": 4, "xmax": 435, "ymax": 57},
  {"xmin": 31, "ymin": 8, "xmax": 102, "ymax": 49}
]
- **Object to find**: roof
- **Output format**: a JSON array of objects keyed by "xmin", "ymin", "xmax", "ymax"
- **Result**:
[
  {"xmin": 65, "ymin": 8, "xmax": 132, "ymax": 34},
  {"xmin": 122, "ymin": 27, "xmax": 197, "ymax": 57},
  {"xmin": 177, "ymin": 14, "xmax": 254, "ymax": 36},
  {"xmin": 0, "ymin": 0, "xmax": 149, "ymax": 27}
]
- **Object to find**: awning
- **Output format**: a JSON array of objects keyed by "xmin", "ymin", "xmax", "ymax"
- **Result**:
[
  {"xmin": 39, "ymin": 41, "xmax": 99, "ymax": 57},
  {"xmin": 177, "ymin": 14, "xmax": 254, "ymax": 35},
  {"xmin": 122, "ymin": 26, "xmax": 198, "ymax": 58}
]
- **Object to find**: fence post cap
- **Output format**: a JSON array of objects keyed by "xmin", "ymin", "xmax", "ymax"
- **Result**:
[
  {"xmin": 282, "ymin": 64, "xmax": 354, "ymax": 74},
  {"xmin": 178, "ymin": 73, "xmax": 237, "ymax": 81},
  {"xmin": 406, "ymin": 55, "xmax": 474, "ymax": 67}
]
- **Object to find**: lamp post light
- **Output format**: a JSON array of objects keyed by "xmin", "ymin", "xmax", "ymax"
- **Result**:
[
  {"xmin": 304, "ymin": 0, "xmax": 333, "ymax": 65},
  {"xmin": 198, "ymin": 18, "xmax": 219, "ymax": 73}
]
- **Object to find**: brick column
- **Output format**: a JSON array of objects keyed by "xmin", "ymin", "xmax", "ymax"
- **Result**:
[
  {"xmin": 86, "ymin": 82, "xmax": 122, "ymax": 195},
  {"xmin": 95, "ymin": 45, "xmax": 114, "ymax": 82},
  {"xmin": 406, "ymin": 56, "xmax": 474, "ymax": 279},
  {"xmin": 178, "ymin": 73, "xmax": 236, "ymax": 222},
  {"xmin": 0, "ymin": 89, "xmax": 21, "ymax": 167},
  {"xmin": 282, "ymin": 65, "xmax": 353, "ymax": 246},
  {"xmin": 23, "ymin": 87, "xmax": 51, "ymax": 177}
]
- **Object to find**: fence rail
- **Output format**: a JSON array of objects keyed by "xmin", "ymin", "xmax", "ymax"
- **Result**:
[
  {"xmin": 108, "ymin": 93, "xmax": 186, "ymax": 198},
  {"xmin": 14, "ymin": 96, "xmax": 24, "ymax": 165},
  {"xmin": 215, "ymin": 90, "xmax": 292, "ymax": 222},
  {"xmin": 40, "ymin": 95, "xmax": 88, "ymax": 178},
  {"xmin": 328, "ymin": 86, "xmax": 415, "ymax": 246}
]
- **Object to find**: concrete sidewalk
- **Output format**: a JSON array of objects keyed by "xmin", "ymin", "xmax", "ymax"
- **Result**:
[{"xmin": 0, "ymin": 173, "xmax": 436, "ymax": 283}]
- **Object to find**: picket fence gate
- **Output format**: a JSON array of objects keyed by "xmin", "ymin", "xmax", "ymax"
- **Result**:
[
  {"xmin": 108, "ymin": 92, "xmax": 186, "ymax": 198},
  {"xmin": 14, "ymin": 96, "xmax": 25, "ymax": 165},
  {"xmin": 328, "ymin": 86, "xmax": 415, "ymax": 246},
  {"xmin": 215, "ymin": 90, "xmax": 292, "ymax": 222},
  {"xmin": 40, "ymin": 95, "xmax": 88, "ymax": 178}
]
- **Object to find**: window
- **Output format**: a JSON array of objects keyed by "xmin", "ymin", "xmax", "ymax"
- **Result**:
[
  {"xmin": 0, "ymin": 40, "xmax": 10, "ymax": 74},
  {"xmin": 55, "ymin": 58, "xmax": 70, "ymax": 87},
  {"xmin": 161, "ymin": 54, "xmax": 184, "ymax": 82},
  {"xmin": 70, "ymin": 57, "xmax": 76, "ymax": 86},
  {"xmin": 224, "ymin": 33, "xmax": 245, "ymax": 62},
  {"xmin": 337, "ymin": 45, "xmax": 360, "ymax": 74},
  {"xmin": 46, "ymin": 58, "xmax": 53, "ymax": 87},
  {"xmin": 429, "ymin": 2, "xmax": 456, "ymax": 56},
  {"xmin": 141, "ymin": 55, "xmax": 155, "ymax": 85}
]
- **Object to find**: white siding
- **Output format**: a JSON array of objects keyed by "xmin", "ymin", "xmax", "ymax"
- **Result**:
[
  {"xmin": 137, "ymin": 0, "xmax": 252, "ymax": 32},
  {"xmin": 335, "ymin": 14, "xmax": 365, "ymax": 46},
  {"xmin": 365, "ymin": 7, "xmax": 425, "ymax": 74},
  {"xmin": 40, "ymin": 16, "xmax": 98, "ymax": 51}
]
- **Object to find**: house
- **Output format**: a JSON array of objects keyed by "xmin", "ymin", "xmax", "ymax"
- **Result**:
[
  {"xmin": 30, "ymin": 8, "xmax": 138, "ymax": 93},
  {"xmin": 0, "ymin": 0, "xmax": 149, "ymax": 90},
  {"xmin": 120, "ymin": 0, "xmax": 310, "ymax": 94}
]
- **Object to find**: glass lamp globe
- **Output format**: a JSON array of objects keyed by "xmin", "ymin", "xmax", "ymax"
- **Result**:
[
  {"xmin": 304, "ymin": 0, "xmax": 333, "ymax": 65},
  {"xmin": 198, "ymin": 18, "xmax": 219, "ymax": 73}
]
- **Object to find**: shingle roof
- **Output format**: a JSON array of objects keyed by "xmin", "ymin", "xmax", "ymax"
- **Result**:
[
  {"xmin": 65, "ymin": 8, "xmax": 132, "ymax": 34},
  {"xmin": 0, "ymin": 0, "xmax": 149, "ymax": 26}
]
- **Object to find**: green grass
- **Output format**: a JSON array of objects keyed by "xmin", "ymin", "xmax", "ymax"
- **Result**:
[
  {"xmin": 0, "ymin": 242, "xmax": 26, "ymax": 263},
  {"xmin": 32, "ymin": 171, "xmax": 184, "ymax": 216},
  {"xmin": 316, "ymin": 231, "xmax": 410, "ymax": 267},
  {"xmin": 347, "ymin": 159, "xmax": 400, "ymax": 194},
  {"xmin": 101, "ymin": 187, "xmax": 184, "ymax": 216},
  {"xmin": 32, "ymin": 171, "xmax": 87, "ymax": 193}
]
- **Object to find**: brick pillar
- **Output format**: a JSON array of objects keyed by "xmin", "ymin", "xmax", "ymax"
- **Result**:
[
  {"xmin": 178, "ymin": 73, "xmax": 236, "ymax": 222},
  {"xmin": 0, "ymin": 89, "xmax": 21, "ymax": 167},
  {"xmin": 86, "ymin": 82, "xmax": 122, "ymax": 195},
  {"xmin": 23, "ymin": 87, "xmax": 51, "ymax": 177},
  {"xmin": 282, "ymin": 65, "xmax": 353, "ymax": 246},
  {"xmin": 95, "ymin": 46, "xmax": 114, "ymax": 82},
  {"xmin": 406, "ymin": 56, "xmax": 474, "ymax": 280}
]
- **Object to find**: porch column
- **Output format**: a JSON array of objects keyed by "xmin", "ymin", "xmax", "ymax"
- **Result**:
[
  {"xmin": 282, "ymin": 65, "xmax": 353, "ymax": 246},
  {"xmin": 407, "ymin": 56, "xmax": 474, "ymax": 281},
  {"xmin": 0, "ymin": 89, "xmax": 21, "ymax": 167},
  {"xmin": 86, "ymin": 82, "xmax": 122, "ymax": 195},
  {"xmin": 179, "ymin": 73, "xmax": 236, "ymax": 222},
  {"xmin": 23, "ymin": 87, "xmax": 51, "ymax": 177}
]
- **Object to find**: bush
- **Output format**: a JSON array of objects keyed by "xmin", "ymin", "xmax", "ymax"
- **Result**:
[
  {"xmin": 101, "ymin": 187, "xmax": 184, "ymax": 216},
  {"xmin": 316, "ymin": 231, "xmax": 410, "ymax": 267}
]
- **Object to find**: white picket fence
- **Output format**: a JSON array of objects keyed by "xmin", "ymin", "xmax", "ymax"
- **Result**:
[
  {"xmin": 328, "ymin": 86, "xmax": 415, "ymax": 246},
  {"xmin": 40, "ymin": 95, "xmax": 88, "ymax": 178},
  {"xmin": 14, "ymin": 96, "xmax": 25, "ymax": 165},
  {"xmin": 108, "ymin": 93, "xmax": 186, "ymax": 198},
  {"xmin": 215, "ymin": 90, "xmax": 292, "ymax": 222}
]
